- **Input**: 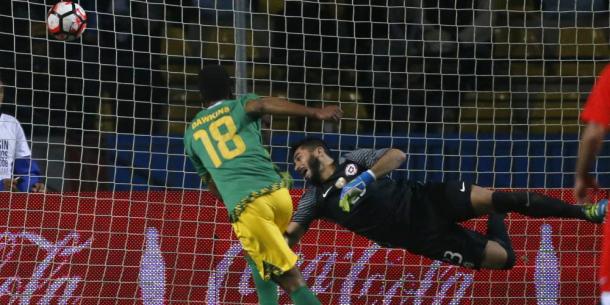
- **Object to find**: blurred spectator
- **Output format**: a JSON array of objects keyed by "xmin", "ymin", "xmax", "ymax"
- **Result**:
[
  {"xmin": 539, "ymin": 0, "xmax": 608, "ymax": 26},
  {"xmin": 0, "ymin": 79, "xmax": 45, "ymax": 192},
  {"xmin": 412, "ymin": 0, "xmax": 493, "ymax": 132},
  {"xmin": 197, "ymin": 0, "xmax": 236, "ymax": 25},
  {"xmin": 187, "ymin": 0, "xmax": 240, "ymax": 54},
  {"xmin": 94, "ymin": 0, "xmax": 165, "ymax": 134}
]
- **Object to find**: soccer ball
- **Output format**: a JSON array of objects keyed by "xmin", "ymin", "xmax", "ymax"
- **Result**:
[{"xmin": 46, "ymin": 1, "xmax": 87, "ymax": 41}]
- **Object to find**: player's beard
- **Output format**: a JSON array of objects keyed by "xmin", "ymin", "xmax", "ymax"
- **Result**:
[{"xmin": 307, "ymin": 156, "xmax": 323, "ymax": 186}]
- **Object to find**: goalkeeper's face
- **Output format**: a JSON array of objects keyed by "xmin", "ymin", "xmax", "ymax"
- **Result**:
[{"xmin": 293, "ymin": 147, "xmax": 323, "ymax": 185}]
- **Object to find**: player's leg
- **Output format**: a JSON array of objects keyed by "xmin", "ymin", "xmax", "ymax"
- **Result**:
[
  {"xmin": 409, "ymin": 182, "xmax": 514, "ymax": 269},
  {"xmin": 409, "ymin": 224, "xmax": 514, "ymax": 270},
  {"xmin": 600, "ymin": 207, "xmax": 610, "ymax": 305},
  {"xmin": 246, "ymin": 255, "xmax": 279, "ymax": 305},
  {"xmin": 407, "ymin": 222, "xmax": 495, "ymax": 269},
  {"xmin": 267, "ymin": 188, "xmax": 321, "ymax": 305},
  {"xmin": 271, "ymin": 267, "xmax": 319, "ymax": 302},
  {"xmin": 480, "ymin": 213, "xmax": 515, "ymax": 269},
  {"xmin": 480, "ymin": 240, "xmax": 510, "ymax": 269},
  {"xmin": 406, "ymin": 184, "xmax": 496, "ymax": 269},
  {"xmin": 469, "ymin": 184, "xmax": 607, "ymax": 223},
  {"xmin": 234, "ymin": 188, "xmax": 321, "ymax": 305}
]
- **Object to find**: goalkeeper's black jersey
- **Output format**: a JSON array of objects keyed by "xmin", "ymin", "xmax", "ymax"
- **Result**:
[{"xmin": 293, "ymin": 149, "xmax": 416, "ymax": 247}]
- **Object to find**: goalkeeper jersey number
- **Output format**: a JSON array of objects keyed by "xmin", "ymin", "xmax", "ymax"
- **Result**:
[{"xmin": 184, "ymin": 93, "xmax": 283, "ymax": 221}]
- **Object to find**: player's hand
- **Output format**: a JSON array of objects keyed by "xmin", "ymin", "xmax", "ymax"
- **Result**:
[
  {"xmin": 31, "ymin": 182, "xmax": 46, "ymax": 193},
  {"xmin": 313, "ymin": 105, "xmax": 343, "ymax": 122},
  {"xmin": 205, "ymin": 175, "xmax": 221, "ymax": 200},
  {"xmin": 339, "ymin": 170, "xmax": 375, "ymax": 212},
  {"xmin": 2, "ymin": 178, "xmax": 20, "ymax": 192},
  {"xmin": 574, "ymin": 174, "xmax": 599, "ymax": 203}
]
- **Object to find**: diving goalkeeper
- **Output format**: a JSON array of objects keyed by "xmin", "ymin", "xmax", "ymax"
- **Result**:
[{"xmin": 286, "ymin": 137, "xmax": 606, "ymax": 270}]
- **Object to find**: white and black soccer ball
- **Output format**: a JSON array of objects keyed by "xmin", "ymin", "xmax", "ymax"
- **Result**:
[{"xmin": 46, "ymin": 1, "xmax": 87, "ymax": 41}]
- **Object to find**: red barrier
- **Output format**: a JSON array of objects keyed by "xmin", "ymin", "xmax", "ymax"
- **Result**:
[{"xmin": 0, "ymin": 190, "xmax": 602, "ymax": 304}]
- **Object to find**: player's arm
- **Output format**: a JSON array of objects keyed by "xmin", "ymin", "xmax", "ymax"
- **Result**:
[
  {"xmin": 285, "ymin": 187, "xmax": 317, "ymax": 247},
  {"xmin": 203, "ymin": 173, "xmax": 221, "ymax": 199},
  {"xmin": 244, "ymin": 97, "xmax": 343, "ymax": 121},
  {"xmin": 576, "ymin": 122, "xmax": 606, "ymax": 178},
  {"xmin": 339, "ymin": 148, "xmax": 406, "ymax": 210},
  {"xmin": 344, "ymin": 148, "xmax": 406, "ymax": 179},
  {"xmin": 575, "ymin": 64, "xmax": 610, "ymax": 202},
  {"xmin": 574, "ymin": 122, "xmax": 606, "ymax": 201},
  {"xmin": 368, "ymin": 149, "xmax": 406, "ymax": 178},
  {"xmin": 13, "ymin": 158, "xmax": 45, "ymax": 192},
  {"xmin": 284, "ymin": 222, "xmax": 306, "ymax": 248}
]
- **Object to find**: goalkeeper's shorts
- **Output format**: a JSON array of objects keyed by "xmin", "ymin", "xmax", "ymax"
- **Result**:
[{"xmin": 231, "ymin": 187, "xmax": 298, "ymax": 280}]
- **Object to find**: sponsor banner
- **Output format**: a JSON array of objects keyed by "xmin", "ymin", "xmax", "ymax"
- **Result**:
[{"xmin": 0, "ymin": 190, "xmax": 601, "ymax": 304}]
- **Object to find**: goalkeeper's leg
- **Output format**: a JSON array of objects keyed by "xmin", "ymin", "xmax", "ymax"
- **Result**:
[
  {"xmin": 470, "ymin": 185, "xmax": 606, "ymax": 223},
  {"xmin": 246, "ymin": 256, "xmax": 279, "ymax": 305},
  {"xmin": 481, "ymin": 213, "xmax": 515, "ymax": 269}
]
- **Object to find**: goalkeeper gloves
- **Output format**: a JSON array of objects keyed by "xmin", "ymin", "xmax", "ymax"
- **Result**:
[{"xmin": 339, "ymin": 170, "xmax": 375, "ymax": 212}]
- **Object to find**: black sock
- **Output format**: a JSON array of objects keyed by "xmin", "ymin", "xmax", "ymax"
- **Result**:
[
  {"xmin": 487, "ymin": 213, "xmax": 510, "ymax": 245},
  {"xmin": 491, "ymin": 191, "xmax": 586, "ymax": 220},
  {"xmin": 487, "ymin": 213, "xmax": 515, "ymax": 269}
]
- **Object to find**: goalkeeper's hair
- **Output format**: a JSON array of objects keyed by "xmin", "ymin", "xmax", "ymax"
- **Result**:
[
  {"xmin": 199, "ymin": 65, "xmax": 232, "ymax": 104},
  {"xmin": 290, "ymin": 137, "xmax": 332, "ymax": 158}
]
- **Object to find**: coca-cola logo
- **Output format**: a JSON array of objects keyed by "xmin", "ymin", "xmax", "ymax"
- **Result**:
[
  {"xmin": 0, "ymin": 216, "xmax": 571, "ymax": 304},
  {"xmin": 0, "ymin": 228, "xmax": 169, "ymax": 305},
  {"xmin": 206, "ymin": 243, "xmax": 475, "ymax": 304},
  {"xmin": 205, "ymin": 224, "xmax": 562, "ymax": 304},
  {"xmin": 0, "ymin": 231, "xmax": 92, "ymax": 304}
]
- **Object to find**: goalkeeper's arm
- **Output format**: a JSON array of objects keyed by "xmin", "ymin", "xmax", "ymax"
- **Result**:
[
  {"xmin": 339, "ymin": 148, "xmax": 406, "ymax": 211},
  {"xmin": 367, "ymin": 148, "xmax": 406, "ymax": 178},
  {"xmin": 284, "ymin": 222, "xmax": 307, "ymax": 248}
]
